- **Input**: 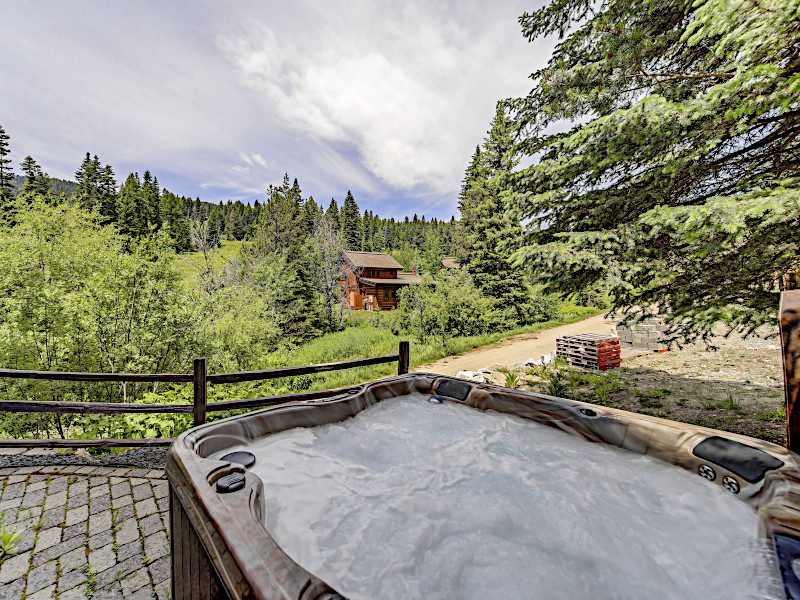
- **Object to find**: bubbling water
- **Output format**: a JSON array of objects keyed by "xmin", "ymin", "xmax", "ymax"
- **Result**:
[{"xmin": 234, "ymin": 395, "xmax": 782, "ymax": 599}]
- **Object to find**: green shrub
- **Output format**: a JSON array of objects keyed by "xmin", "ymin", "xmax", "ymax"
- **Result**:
[{"xmin": 505, "ymin": 372, "xmax": 520, "ymax": 389}]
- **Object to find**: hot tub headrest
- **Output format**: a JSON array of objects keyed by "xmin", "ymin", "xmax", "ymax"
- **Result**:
[
  {"xmin": 436, "ymin": 379, "xmax": 472, "ymax": 401},
  {"xmin": 692, "ymin": 436, "xmax": 784, "ymax": 484}
]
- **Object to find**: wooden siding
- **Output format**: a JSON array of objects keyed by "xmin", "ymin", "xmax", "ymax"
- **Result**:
[
  {"xmin": 362, "ymin": 268, "xmax": 398, "ymax": 279},
  {"xmin": 341, "ymin": 265, "xmax": 404, "ymax": 310},
  {"xmin": 170, "ymin": 487, "xmax": 225, "ymax": 599}
]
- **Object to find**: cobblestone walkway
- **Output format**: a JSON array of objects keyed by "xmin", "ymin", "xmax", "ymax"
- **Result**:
[{"xmin": 0, "ymin": 465, "xmax": 170, "ymax": 599}]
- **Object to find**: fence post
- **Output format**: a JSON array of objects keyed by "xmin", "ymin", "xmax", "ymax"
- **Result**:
[
  {"xmin": 398, "ymin": 341, "xmax": 409, "ymax": 375},
  {"xmin": 781, "ymin": 291, "xmax": 800, "ymax": 452},
  {"xmin": 193, "ymin": 357, "xmax": 207, "ymax": 428}
]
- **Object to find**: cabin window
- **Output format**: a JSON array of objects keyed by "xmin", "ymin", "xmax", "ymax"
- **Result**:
[
  {"xmin": 384, "ymin": 290, "xmax": 389, "ymax": 301},
  {"xmin": 392, "ymin": 290, "xmax": 397, "ymax": 300}
]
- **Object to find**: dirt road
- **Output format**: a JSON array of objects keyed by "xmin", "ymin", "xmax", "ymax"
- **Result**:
[{"xmin": 413, "ymin": 313, "xmax": 616, "ymax": 376}]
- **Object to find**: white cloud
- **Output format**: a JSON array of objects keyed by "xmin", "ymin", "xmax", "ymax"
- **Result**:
[
  {"xmin": 0, "ymin": 0, "xmax": 554, "ymax": 218},
  {"xmin": 217, "ymin": 0, "xmax": 550, "ymax": 195}
]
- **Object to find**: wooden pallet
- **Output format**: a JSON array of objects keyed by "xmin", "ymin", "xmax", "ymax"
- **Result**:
[{"xmin": 556, "ymin": 334, "xmax": 621, "ymax": 370}]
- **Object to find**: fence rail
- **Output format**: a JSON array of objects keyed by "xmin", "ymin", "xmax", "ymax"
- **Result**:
[{"xmin": 0, "ymin": 341, "xmax": 410, "ymax": 448}]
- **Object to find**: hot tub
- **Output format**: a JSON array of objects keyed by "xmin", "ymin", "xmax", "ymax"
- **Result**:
[{"xmin": 166, "ymin": 373, "xmax": 800, "ymax": 599}]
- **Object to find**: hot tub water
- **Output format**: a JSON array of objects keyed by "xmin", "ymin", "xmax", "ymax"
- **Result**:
[{"xmin": 228, "ymin": 395, "xmax": 782, "ymax": 599}]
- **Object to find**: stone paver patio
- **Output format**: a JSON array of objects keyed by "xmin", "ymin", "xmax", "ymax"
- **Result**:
[{"xmin": 0, "ymin": 464, "xmax": 170, "ymax": 599}]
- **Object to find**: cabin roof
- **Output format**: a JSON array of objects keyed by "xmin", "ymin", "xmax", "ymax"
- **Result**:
[
  {"xmin": 442, "ymin": 257, "xmax": 460, "ymax": 269},
  {"xmin": 342, "ymin": 251, "xmax": 404, "ymax": 270}
]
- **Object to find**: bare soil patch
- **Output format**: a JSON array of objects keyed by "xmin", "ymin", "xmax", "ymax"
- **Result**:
[{"xmin": 482, "ymin": 325, "xmax": 785, "ymax": 445}]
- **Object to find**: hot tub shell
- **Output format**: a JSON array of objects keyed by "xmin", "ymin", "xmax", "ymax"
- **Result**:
[{"xmin": 166, "ymin": 373, "xmax": 800, "ymax": 599}]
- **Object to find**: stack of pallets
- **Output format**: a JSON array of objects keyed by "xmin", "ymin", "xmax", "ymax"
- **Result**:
[{"xmin": 556, "ymin": 333, "xmax": 621, "ymax": 370}]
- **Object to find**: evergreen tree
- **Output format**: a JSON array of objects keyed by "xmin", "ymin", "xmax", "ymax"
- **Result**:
[
  {"xmin": 510, "ymin": 0, "xmax": 800, "ymax": 338},
  {"xmin": 458, "ymin": 105, "xmax": 533, "ymax": 326},
  {"xmin": 277, "ymin": 264, "xmax": 323, "ymax": 341},
  {"xmin": 19, "ymin": 156, "xmax": 49, "ymax": 198},
  {"xmin": 325, "ymin": 198, "xmax": 340, "ymax": 231},
  {"xmin": 164, "ymin": 191, "xmax": 191, "ymax": 251},
  {"xmin": 340, "ymin": 190, "xmax": 362, "ymax": 250},
  {"xmin": 0, "ymin": 125, "xmax": 14, "ymax": 209},
  {"xmin": 206, "ymin": 205, "xmax": 225, "ymax": 248},
  {"xmin": 255, "ymin": 175, "xmax": 300, "ymax": 256},
  {"xmin": 459, "ymin": 147, "xmax": 483, "ymax": 204},
  {"xmin": 298, "ymin": 196, "xmax": 320, "ymax": 238},
  {"xmin": 75, "ymin": 153, "xmax": 99, "ymax": 211},
  {"xmin": 362, "ymin": 209, "xmax": 373, "ymax": 251},
  {"xmin": 141, "ymin": 171, "xmax": 161, "ymax": 230},
  {"xmin": 228, "ymin": 201, "xmax": 247, "ymax": 240},
  {"xmin": 288, "ymin": 178, "xmax": 303, "ymax": 211},
  {"xmin": 77, "ymin": 154, "xmax": 117, "ymax": 223},
  {"xmin": 117, "ymin": 173, "xmax": 144, "ymax": 238}
]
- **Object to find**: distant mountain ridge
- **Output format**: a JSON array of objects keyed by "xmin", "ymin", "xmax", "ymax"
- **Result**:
[{"xmin": 12, "ymin": 174, "xmax": 78, "ymax": 197}]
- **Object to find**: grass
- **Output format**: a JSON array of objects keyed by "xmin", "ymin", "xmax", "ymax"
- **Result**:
[
  {"xmin": 173, "ymin": 240, "xmax": 247, "ymax": 288},
  {"xmin": 269, "ymin": 304, "xmax": 603, "ymax": 392},
  {"xmin": 757, "ymin": 407, "xmax": 786, "ymax": 422}
]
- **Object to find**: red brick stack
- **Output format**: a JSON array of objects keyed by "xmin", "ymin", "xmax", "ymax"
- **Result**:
[{"xmin": 556, "ymin": 334, "xmax": 621, "ymax": 370}]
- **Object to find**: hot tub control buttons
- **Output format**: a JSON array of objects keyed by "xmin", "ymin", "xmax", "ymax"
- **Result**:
[
  {"xmin": 699, "ymin": 464, "xmax": 716, "ymax": 481},
  {"xmin": 722, "ymin": 476, "xmax": 740, "ymax": 494},
  {"xmin": 216, "ymin": 472, "xmax": 246, "ymax": 494}
]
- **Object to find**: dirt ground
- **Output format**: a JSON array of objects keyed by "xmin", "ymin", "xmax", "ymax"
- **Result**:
[
  {"xmin": 414, "ymin": 312, "xmax": 615, "ymax": 375},
  {"xmin": 419, "ymin": 322, "xmax": 786, "ymax": 445}
]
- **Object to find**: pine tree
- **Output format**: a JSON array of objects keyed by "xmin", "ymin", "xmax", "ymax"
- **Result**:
[
  {"xmin": 457, "ymin": 105, "xmax": 533, "ymax": 326},
  {"xmin": 325, "ymin": 198, "xmax": 339, "ymax": 231},
  {"xmin": 75, "ymin": 153, "xmax": 98, "ymax": 211},
  {"xmin": 117, "ymin": 173, "xmax": 144, "ymax": 238},
  {"xmin": 19, "ymin": 156, "xmax": 50, "ymax": 198},
  {"xmin": 362, "ymin": 209, "xmax": 373, "ymax": 251},
  {"xmin": 510, "ymin": 0, "xmax": 800, "ymax": 337},
  {"xmin": 141, "ymin": 171, "xmax": 161, "ymax": 230},
  {"xmin": 207, "ymin": 205, "xmax": 225, "ymax": 248},
  {"xmin": 277, "ymin": 264, "xmax": 323, "ymax": 341},
  {"xmin": 298, "ymin": 196, "xmax": 320, "ymax": 238},
  {"xmin": 77, "ymin": 154, "xmax": 117, "ymax": 223},
  {"xmin": 340, "ymin": 190, "xmax": 362, "ymax": 250},
  {"xmin": 165, "ymin": 192, "xmax": 191, "ymax": 251},
  {"xmin": 255, "ymin": 175, "xmax": 300, "ymax": 256},
  {"xmin": 0, "ymin": 125, "xmax": 15, "ymax": 209}
]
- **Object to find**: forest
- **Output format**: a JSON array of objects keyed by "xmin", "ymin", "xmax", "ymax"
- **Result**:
[{"xmin": 0, "ymin": 117, "xmax": 590, "ymax": 442}]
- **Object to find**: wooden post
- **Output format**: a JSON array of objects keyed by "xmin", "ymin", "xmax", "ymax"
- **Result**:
[
  {"xmin": 193, "ymin": 357, "xmax": 207, "ymax": 428},
  {"xmin": 781, "ymin": 291, "xmax": 800, "ymax": 452},
  {"xmin": 398, "ymin": 341, "xmax": 409, "ymax": 375}
]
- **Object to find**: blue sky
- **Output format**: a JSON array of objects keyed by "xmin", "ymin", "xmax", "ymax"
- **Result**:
[{"xmin": 0, "ymin": 0, "xmax": 553, "ymax": 220}]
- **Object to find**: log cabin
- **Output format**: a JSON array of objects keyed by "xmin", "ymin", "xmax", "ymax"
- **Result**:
[{"xmin": 340, "ymin": 251, "xmax": 423, "ymax": 311}]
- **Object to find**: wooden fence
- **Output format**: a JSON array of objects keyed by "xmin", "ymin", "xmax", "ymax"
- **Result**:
[{"xmin": 0, "ymin": 341, "xmax": 410, "ymax": 448}]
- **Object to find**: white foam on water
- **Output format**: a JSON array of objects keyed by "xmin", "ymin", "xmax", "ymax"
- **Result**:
[{"xmin": 233, "ymin": 395, "xmax": 782, "ymax": 599}]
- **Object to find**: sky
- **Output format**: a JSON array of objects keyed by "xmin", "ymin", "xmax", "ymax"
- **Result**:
[{"xmin": 0, "ymin": 0, "xmax": 554, "ymax": 220}]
